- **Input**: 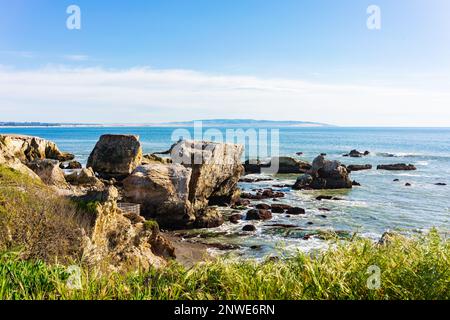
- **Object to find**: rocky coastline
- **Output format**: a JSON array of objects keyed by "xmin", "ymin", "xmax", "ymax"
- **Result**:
[{"xmin": 0, "ymin": 134, "xmax": 442, "ymax": 271}]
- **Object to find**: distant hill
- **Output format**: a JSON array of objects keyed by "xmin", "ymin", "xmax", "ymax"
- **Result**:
[
  {"xmin": 163, "ymin": 119, "xmax": 332, "ymax": 127},
  {"xmin": 0, "ymin": 119, "xmax": 332, "ymax": 128}
]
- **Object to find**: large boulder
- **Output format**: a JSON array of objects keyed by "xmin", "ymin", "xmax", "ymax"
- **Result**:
[
  {"xmin": 123, "ymin": 163, "xmax": 195, "ymax": 229},
  {"xmin": 377, "ymin": 164, "xmax": 416, "ymax": 171},
  {"xmin": 243, "ymin": 157, "xmax": 311, "ymax": 174},
  {"xmin": 293, "ymin": 155, "xmax": 352, "ymax": 190},
  {"xmin": 87, "ymin": 134, "xmax": 143, "ymax": 179},
  {"xmin": 170, "ymin": 140, "xmax": 244, "ymax": 211},
  {"xmin": 123, "ymin": 140, "xmax": 244, "ymax": 229},
  {"xmin": 26, "ymin": 159, "xmax": 69, "ymax": 189},
  {"xmin": 0, "ymin": 134, "xmax": 74, "ymax": 162}
]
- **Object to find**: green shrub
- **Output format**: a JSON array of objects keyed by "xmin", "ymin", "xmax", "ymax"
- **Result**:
[{"xmin": 0, "ymin": 231, "xmax": 448, "ymax": 300}]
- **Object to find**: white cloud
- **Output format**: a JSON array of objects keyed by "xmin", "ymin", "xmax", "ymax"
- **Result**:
[
  {"xmin": 63, "ymin": 55, "xmax": 90, "ymax": 62},
  {"xmin": 0, "ymin": 66, "xmax": 449, "ymax": 126}
]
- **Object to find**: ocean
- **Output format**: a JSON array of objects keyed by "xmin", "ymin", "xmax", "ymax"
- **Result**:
[{"xmin": 2, "ymin": 126, "xmax": 449, "ymax": 258}]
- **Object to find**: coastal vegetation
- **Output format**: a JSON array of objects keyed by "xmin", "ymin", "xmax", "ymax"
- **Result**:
[
  {"xmin": 1, "ymin": 230, "xmax": 449, "ymax": 300},
  {"xmin": 1, "ymin": 134, "xmax": 449, "ymax": 300}
]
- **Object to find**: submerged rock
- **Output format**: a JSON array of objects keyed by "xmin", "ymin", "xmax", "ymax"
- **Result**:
[
  {"xmin": 87, "ymin": 134, "xmax": 143, "ymax": 179},
  {"xmin": 377, "ymin": 163, "xmax": 417, "ymax": 171}
]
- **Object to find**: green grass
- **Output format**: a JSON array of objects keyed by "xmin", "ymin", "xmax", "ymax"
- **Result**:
[{"xmin": 1, "ymin": 230, "xmax": 448, "ymax": 300}]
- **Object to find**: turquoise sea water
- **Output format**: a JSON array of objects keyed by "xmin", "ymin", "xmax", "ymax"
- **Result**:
[{"xmin": 2, "ymin": 127, "xmax": 449, "ymax": 257}]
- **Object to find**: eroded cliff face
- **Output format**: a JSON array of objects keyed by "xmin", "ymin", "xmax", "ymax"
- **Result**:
[
  {"xmin": 82, "ymin": 201, "xmax": 175, "ymax": 273},
  {"xmin": 0, "ymin": 134, "xmax": 74, "ymax": 162},
  {"xmin": 0, "ymin": 134, "xmax": 75, "ymax": 180}
]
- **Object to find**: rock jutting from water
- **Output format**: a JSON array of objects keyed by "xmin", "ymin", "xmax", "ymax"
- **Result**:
[
  {"xmin": 347, "ymin": 164, "xmax": 372, "ymax": 172},
  {"xmin": 243, "ymin": 156, "xmax": 311, "ymax": 174},
  {"xmin": 293, "ymin": 154, "xmax": 353, "ymax": 190},
  {"xmin": 377, "ymin": 163, "xmax": 417, "ymax": 171}
]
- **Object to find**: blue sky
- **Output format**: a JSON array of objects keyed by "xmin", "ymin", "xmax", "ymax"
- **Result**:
[{"xmin": 1, "ymin": 0, "xmax": 450, "ymax": 125}]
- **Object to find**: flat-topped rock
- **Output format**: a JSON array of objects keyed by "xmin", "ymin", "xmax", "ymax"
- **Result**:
[
  {"xmin": 347, "ymin": 164, "xmax": 372, "ymax": 172},
  {"xmin": 87, "ymin": 134, "xmax": 143, "ymax": 179},
  {"xmin": 377, "ymin": 163, "xmax": 417, "ymax": 171}
]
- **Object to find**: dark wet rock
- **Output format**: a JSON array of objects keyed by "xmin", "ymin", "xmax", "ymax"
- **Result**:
[
  {"xmin": 292, "ymin": 174, "xmax": 313, "ymax": 189},
  {"xmin": 316, "ymin": 195, "xmax": 333, "ymax": 200},
  {"xmin": 242, "ymin": 225, "xmax": 256, "ymax": 232},
  {"xmin": 60, "ymin": 160, "xmax": 82, "ymax": 170},
  {"xmin": 272, "ymin": 184, "xmax": 293, "ymax": 188},
  {"xmin": 246, "ymin": 209, "xmax": 272, "ymax": 220},
  {"xmin": 233, "ymin": 198, "xmax": 251, "ymax": 208},
  {"xmin": 318, "ymin": 207, "xmax": 331, "ymax": 211},
  {"xmin": 286, "ymin": 207, "xmax": 306, "ymax": 215},
  {"xmin": 320, "ymin": 215, "xmax": 327, "ymax": 218},
  {"xmin": 207, "ymin": 243, "xmax": 240, "ymax": 251},
  {"xmin": 347, "ymin": 164, "xmax": 372, "ymax": 172},
  {"xmin": 405, "ymin": 183, "xmax": 412, "ymax": 187},
  {"xmin": 229, "ymin": 213, "xmax": 243, "ymax": 224},
  {"xmin": 302, "ymin": 235, "xmax": 312, "ymax": 240},
  {"xmin": 316, "ymin": 195, "xmax": 344, "ymax": 201},
  {"xmin": 243, "ymin": 157, "xmax": 311, "ymax": 174},
  {"xmin": 306, "ymin": 222, "xmax": 314, "ymax": 225},
  {"xmin": 242, "ymin": 188, "xmax": 284, "ymax": 200},
  {"xmin": 320, "ymin": 153, "xmax": 327, "ymax": 156},
  {"xmin": 393, "ymin": 179, "xmax": 400, "ymax": 182},
  {"xmin": 239, "ymin": 177, "xmax": 272, "ymax": 183},
  {"xmin": 352, "ymin": 180, "xmax": 361, "ymax": 186},
  {"xmin": 293, "ymin": 155, "xmax": 352, "ymax": 190},
  {"xmin": 435, "ymin": 183, "xmax": 447, "ymax": 186},
  {"xmin": 270, "ymin": 203, "xmax": 292, "ymax": 213},
  {"xmin": 250, "ymin": 245, "xmax": 262, "ymax": 250},
  {"xmin": 255, "ymin": 203, "xmax": 271, "ymax": 210},
  {"xmin": 377, "ymin": 163, "xmax": 416, "ymax": 171},
  {"xmin": 296, "ymin": 152, "xmax": 304, "ymax": 156},
  {"xmin": 343, "ymin": 150, "xmax": 370, "ymax": 158},
  {"xmin": 268, "ymin": 223, "xmax": 297, "ymax": 228}
]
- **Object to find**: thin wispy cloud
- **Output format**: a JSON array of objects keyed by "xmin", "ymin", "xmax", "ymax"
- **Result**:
[
  {"xmin": 0, "ymin": 66, "xmax": 449, "ymax": 126},
  {"xmin": 63, "ymin": 55, "xmax": 90, "ymax": 62}
]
